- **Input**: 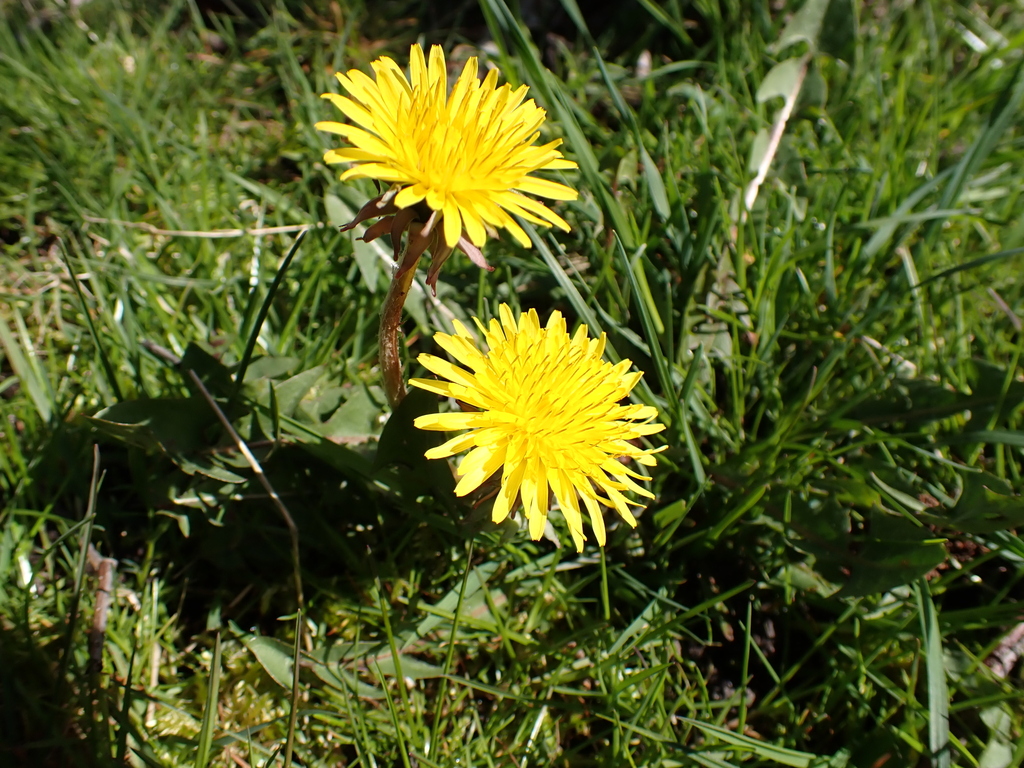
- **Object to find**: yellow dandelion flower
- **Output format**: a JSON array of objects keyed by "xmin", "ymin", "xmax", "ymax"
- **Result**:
[
  {"xmin": 316, "ymin": 44, "xmax": 578, "ymax": 288},
  {"xmin": 411, "ymin": 304, "xmax": 666, "ymax": 552}
]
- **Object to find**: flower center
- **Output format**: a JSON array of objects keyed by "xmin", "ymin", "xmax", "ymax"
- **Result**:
[{"xmin": 486, "ymin": 333, "xmax": 614, "ymax": 469}]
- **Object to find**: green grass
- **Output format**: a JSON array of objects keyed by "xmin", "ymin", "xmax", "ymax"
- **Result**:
[{"xmin": 2, "ymin": 0, "xmax": 1024, "ymax": 766}]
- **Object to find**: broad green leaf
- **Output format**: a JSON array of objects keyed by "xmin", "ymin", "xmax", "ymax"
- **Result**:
[
  {"xmin": 748, "ymin": 128, "xmax": 771, "ymax": 173},
  {"xmin": 324, "ymin": 193, "xmax": 351, "ymax": 228},
  {"xmin": 88, "ymin": 398, "xmax": 246, "ymax": 483},
  {"xmin": 306, "ymin": 656, "xmax": 383, "ymax": 699},
  {"xmin": 757, "ymin": 57, "xmax": 807, "ymax": 103},
  {"xmin": 776, "ymin": 0, "xmax": 857, "ymax": 61},
  {"xmin": 271, "ymin": 366, "xmax": 326, "ymax": 419},
  {"xmin": 321, "ymin": 385, "xmax": 381, "ymax": 441},
  {"xmin": 641, "ymin": 146, "xmax": 671, "ymax": 219},
  {"xmin": 181, "ymin": 343, "xmax": 234, "ymax": 397},
  {"xmin": 938, "ymin": 472, "xmax": 1024, "ymax": 534},
  {"xmin": 375, "ymin": 387, "xmax": 456, "ymax": 496},
  {"xmin": 414, "ymin": 561, "xmax": 500, "ymax": 641},
  {"xmin": 245, "ymin": 635, "xmax": 294, "ymax": 689},
  {"xmin": 371, "ymin": 653, "xmax": 443, "ymax": 680},
  {"xmin": 790, "ymin": 493, "xmax": 945, "ymax": 597},
  {"xmin": 799, "ymin": 59, "xmax": 828, "ymax": 109},
  {"xmin": 978, "ymin": 706, "xmax": 1014, "ymax": 768},
  {"xmin": 838, "ymin": 513, "xmax": 946, "ymax": 597},
  {"xmin": 89, "ymin": 399, "xmax": 201, "ymax": 453},
  {"xmin": 243, "ymin": 355, "xmax": 300, "ymax": 382}
]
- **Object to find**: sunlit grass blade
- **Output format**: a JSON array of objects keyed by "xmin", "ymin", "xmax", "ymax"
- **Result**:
[
  {"xmin": 916, "ymin": 579, "xmax": 951, "ymax": 768},
  {"xmin": 923, "ymin": 58, "xmax": 1024, "ymax": 250},
  {"xmin": 594, "ymin": 48, "xmax": 670, "ymax": 220},
  {"xmin": 374, "ymin": 658, "xmax": 412, "ymax": 768},
  {"xmin": 59, "ymin": 240, "xmax": 125, "ymax": 403},
  {"xmin": 914, "ymin": 246, "xmax": 1024, "ymax": 288},
  {"xmin": 615, "ymin": 233, "xmax": 679, "ymax": 423},
  {"xmin": 194, "ymin": 630, "xmax": 223, "ymax": 768},
  {"xmin": 429, "ymin": 539, "xmax": 475, "ymax": 760},
  {"xmin": 0, "ymin": 310, "xmax": 56, "ymax": 421},
  {"xmin": 634, "ymin": 0, "xmax": 694, "ymax": 47},
  {"xmin": 56, "ymin": 445, "xmax": 102, "ymax": 691},
  {"xmin": 284, "ymin": 612, "xmax": 302, "ymax": 768},
  {"xmin": 675, "ymin": 716, "xmax": 817, "ymax": 767},
  {"xmin": 233, "ymin": 229, "xmax": 308, "ymax": 396}
]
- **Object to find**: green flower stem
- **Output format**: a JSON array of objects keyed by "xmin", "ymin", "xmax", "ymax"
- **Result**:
[{"xmin": 379, "ymin": 247, "xmax": 420, "ymax": 408}]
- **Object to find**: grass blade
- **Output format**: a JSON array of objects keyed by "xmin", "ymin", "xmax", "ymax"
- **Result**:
[
  {"xmin": 56, "ymin": 445, "xmax": 103, "ymax": 694},
  {"xmin": 674, "ymin": 716, "xmax": 816, "ymax": 767},
  {"xmin": 615, "ymin": 234, "xmax": 678, "ymax": 423},
  {"xmin": 194, "ymin": 629, "xmax": 223, "ymax": 768},
  {"xmin": 923, "ymin": 58, "xmax": 1024, "ymax": 248},
  {"xmin": 60, "ymin": 240, "xmax": 125, "ymax": 403},
  {"xmin": 914, "ymin": 246, "xmax": 1024, "ymax": 288},
  {"xmin": 233, "ymin": 228, "xmax": 308, "ymax": 397},
  {"xmin": 594, "ymin": 48, "xmax": 670, "ymax": 219},
  {"xmin": 428, "ymin": 539, "xmax": 475, "ymax": 759},
  {"xmin": 284, "ymin": 612, "xmax": 302, "ymax": 768},
  {"xmin": 0, "ymin": 310, "xmax": 55, "ymax": 421},
  {"xmin": 916, "ymin": 579, "xmax": 951, "ymax": 768}
]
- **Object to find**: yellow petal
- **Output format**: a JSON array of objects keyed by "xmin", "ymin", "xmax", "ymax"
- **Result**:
[
  {"xmin": 409, "ymin": 44, "xmax": 428, "ymax": 92},
  {"xmin": 514, "ymin": 176, "xmax": 578, "ymax": 201},
  {"xmin": 321, "ymin": 93, "xmax": 377, "ymax": 132},
  {"xmin": 324, "ymin": 148, "xmax": 381, "ymax": 164},
  {"xmin": 417, "ymin": 354, "xmax": 477, "ymax": 389},
  {"xmin": 502, "ymin": 214, "xmax": 531, "ymax": 248},
  {"xmin": 427, "ymin": 44, "xmax": 446, "ymax": 94},
  {"xmin": 425, "ymin": 431, "xmax": 479, "ymax": 459},
  {"xmin": 425, "ymin": 186, "xmax": 445, "ymax": 212},
  {"xmin": 543, "ymin": 158, "xmax": 579, "ymax": 170},
  {"xmin": 413, "ymin": 411, "xmax": 492, "ymax": 431},
  {"xmin": 410, "ymin": 302, "xmax": 666, "ymax": 550},
  {"xmin": 454, "ymin": 443, "xmax": 505, "ymax": 496},
  {"xmin": 339, "ymin": 164, "xmax": 409, "ymax": 183},
  {"xmin": 395, "ymin": 184, "xmax": 427, "ymax": 208},
  {"xmin": 456, "ymin": 196, "xmax": 488, "ymax": 247},
  {"xmin": 442, "ymin": 197, "xmax": 463, "ymax": 248},
  {"xmin": 408, "ymin": 377, "xmax": 456, "ymax": 398},
  {"xmin": 493, "ymin": 459, "xmax": 526, "ymax": 524},
  {"xmin": 577, "ymin": 485, "xmax": 606, "ymax": 546}
]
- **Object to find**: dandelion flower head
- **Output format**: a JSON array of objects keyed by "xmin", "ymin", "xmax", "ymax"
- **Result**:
[
  {"xmin": 411, "ymin": 304, "xmax": 666, "ymax": 551},
  {"xmin": 316, "ymin": 45, "xmax": 578, "ymax": 288}
]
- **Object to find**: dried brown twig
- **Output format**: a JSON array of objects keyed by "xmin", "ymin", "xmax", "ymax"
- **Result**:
[
  {"xmin": 82, "ymin": 214, "xmax": 324, "ymax": 239},
  {"xmin": 986, "ymin": 622, "xmax": 1024, "ymax": 679},
  {"xmin": 86, "ymin": 544, "xmax": 117, "ymax": 675}
]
